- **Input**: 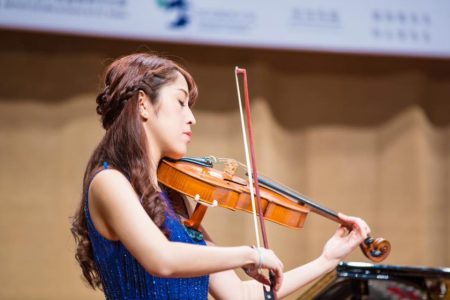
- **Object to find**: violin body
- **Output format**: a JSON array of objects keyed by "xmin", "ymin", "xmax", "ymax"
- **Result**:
[{"xmin": 158, "ymin": 158, "xmax": 310, "ymax": 229}]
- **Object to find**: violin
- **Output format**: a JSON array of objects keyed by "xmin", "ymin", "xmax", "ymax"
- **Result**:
[{"xmin": 157, "ymin": 156, "xmax": 391, "ymax": 263}]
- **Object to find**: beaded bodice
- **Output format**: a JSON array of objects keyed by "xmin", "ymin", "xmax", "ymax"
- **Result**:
[{"xmin": 85, "ymin": 166, "xmax": 209, "ymax": 300}]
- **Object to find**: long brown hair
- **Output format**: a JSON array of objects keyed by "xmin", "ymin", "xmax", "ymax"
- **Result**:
[{"xmin": 70, "ymin": 53, "xmax": 198, "ymax": 289}]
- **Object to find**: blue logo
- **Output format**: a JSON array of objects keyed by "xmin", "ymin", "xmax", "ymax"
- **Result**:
[{"xmin": 156, "ymin": 0, "xmax": 189, "ymax": 28}]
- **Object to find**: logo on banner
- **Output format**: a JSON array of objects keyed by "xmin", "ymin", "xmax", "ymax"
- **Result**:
[{"xmin": 155, "ymin": 0, "xmax": 190, "ymax": 28}]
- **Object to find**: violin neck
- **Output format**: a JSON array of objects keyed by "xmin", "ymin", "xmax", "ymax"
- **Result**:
[{"xmin": 257, "ymin": 176, "xmax": 345, "ymax": 226}]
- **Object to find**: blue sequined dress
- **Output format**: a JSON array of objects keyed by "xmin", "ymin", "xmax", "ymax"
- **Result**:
[{"xmin": 85, "ymin": 164, "xmax": 209, "ymax": 300}]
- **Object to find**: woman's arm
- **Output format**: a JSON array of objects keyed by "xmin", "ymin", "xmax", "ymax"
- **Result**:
[
  {"xmin": 88, "ymin": 169, "xmax": 283, "ymax": 281},
  {"xmin": 209, "ymin": 255, "xmax": 336, "ymax": 300},
  {"xmin": 275, "ymin": 215, "xmax": 370, "ymax": 298},
  {"xmin": 207, "ymin": 215, "xmax": 370, "ymax": 299}
]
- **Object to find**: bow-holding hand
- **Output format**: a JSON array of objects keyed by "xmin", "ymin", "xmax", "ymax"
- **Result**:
[{"xmin": 242, "ymin": 247, "xmax": 284, "ymax": 291}]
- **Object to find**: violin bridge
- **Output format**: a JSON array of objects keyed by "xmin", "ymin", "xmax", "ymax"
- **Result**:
[{"xmin": 223, "ymin": 159, "xmax": 239, "ymax": 180}]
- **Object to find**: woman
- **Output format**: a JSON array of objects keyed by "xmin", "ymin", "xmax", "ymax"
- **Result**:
[{"xmin": 71, "ymin": 52, "xmax": 371, "ymax": 299}]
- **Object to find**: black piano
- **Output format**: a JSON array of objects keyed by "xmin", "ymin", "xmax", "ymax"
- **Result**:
[{"xmin": 298, "ymin": 262, "xmax": 450, "ymax": 300}]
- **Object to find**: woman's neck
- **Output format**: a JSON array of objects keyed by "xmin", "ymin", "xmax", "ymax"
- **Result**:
[{"xmin": 148, "ymin": 143, "xmax": 162, "ymax": 191}]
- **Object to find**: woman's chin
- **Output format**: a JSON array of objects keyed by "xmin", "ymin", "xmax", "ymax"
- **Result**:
[{"xmin": 164, "ymin": 152, "xmax": 185, "ymax": 161}]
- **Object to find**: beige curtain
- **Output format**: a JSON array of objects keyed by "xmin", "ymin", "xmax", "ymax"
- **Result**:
[{"xmin": 0, "ymin": 31, "xmax": 449, "ymax": 299}]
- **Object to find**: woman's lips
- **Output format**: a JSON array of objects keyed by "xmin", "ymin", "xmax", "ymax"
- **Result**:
[{"xmin": 183, "ymin": 131, "xmax": 192, "ymax": 140}]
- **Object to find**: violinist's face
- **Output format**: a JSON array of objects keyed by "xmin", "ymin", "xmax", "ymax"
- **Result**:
[{"xmin": 141, "ymin": 71, "xmax": 196, "ymax": 163}]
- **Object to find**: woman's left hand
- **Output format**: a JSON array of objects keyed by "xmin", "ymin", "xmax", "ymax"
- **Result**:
[{"xmin": 321, "ymin": 213, "xmax": 371, "ymax": 262}]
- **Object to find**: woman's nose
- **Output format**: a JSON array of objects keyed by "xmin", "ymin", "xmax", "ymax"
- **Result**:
[{"xmin": 187, "ymin": 108, "xmax": 196, "ymax": 125}]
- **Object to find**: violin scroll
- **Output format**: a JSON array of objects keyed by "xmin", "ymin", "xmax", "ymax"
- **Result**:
[{"xmin": 360, "ymin": 236, "xmax": 391, "ymax": 263}]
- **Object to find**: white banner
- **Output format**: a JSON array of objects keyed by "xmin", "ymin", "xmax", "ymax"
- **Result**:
[{"xmin": 1, "ymin": 0, "xmax": 449, "ymax": 58}]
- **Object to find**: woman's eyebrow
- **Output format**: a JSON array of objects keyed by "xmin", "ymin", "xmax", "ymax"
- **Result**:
[{"xmin": 177, "ymin": 88, "xmax": 188, "ymax": 97}]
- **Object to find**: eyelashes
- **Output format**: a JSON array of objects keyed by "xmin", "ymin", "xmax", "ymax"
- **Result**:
[{"xmin": 178, "ymin": 99, "xmax": 188, "ymax": 107}]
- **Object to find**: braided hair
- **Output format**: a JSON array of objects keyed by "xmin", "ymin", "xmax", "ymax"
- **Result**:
[{"xmin": 71, "ymin": 53, "xmax": 198, "ymax": 289}]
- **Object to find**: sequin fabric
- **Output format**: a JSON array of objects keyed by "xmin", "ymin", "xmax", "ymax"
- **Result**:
[{"xmin": 85, "ymin": 164, "xmax": 209, "ymax": 300}]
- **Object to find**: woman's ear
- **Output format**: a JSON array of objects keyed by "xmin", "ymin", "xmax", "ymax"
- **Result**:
[{"xmin": 138, "ymin": 90, "xmax": 149, "ymax": 120}]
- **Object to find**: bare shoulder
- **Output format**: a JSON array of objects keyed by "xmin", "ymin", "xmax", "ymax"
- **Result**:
[
  {"xmin": 88, "ymin": 169, "xmax": 142, "ymax": 240},
  {"xmin": 90, "ymin": 168, "xmax": 131, "ymax": 191},
  {"xmin": 90, "ymin": 168, "xmax": 137, "ymax": 198}
]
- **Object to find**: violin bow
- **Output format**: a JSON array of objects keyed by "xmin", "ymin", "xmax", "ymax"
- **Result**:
[{"xmin": 235, "ymin": 67, "xmax": 277, "ymax": 300}]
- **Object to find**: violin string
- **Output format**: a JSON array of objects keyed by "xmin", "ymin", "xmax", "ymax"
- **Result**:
[{"xmin": 234, "ymin": 67, "xmax": 261, "ymax": 249}]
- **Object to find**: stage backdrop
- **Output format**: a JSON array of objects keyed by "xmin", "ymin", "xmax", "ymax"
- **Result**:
[
  {"xmin": 1, "ymin": 0, "xmax": 450, "ymax": 58},
  {"xmin": 0, "ymin": 31, "xmax": 449, "ymax": 300}
]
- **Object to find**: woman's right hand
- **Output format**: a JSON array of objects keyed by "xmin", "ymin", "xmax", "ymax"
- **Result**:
[{"xmin": 243, "ymin": 247, "xmax": 284, "ymax": 291}]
